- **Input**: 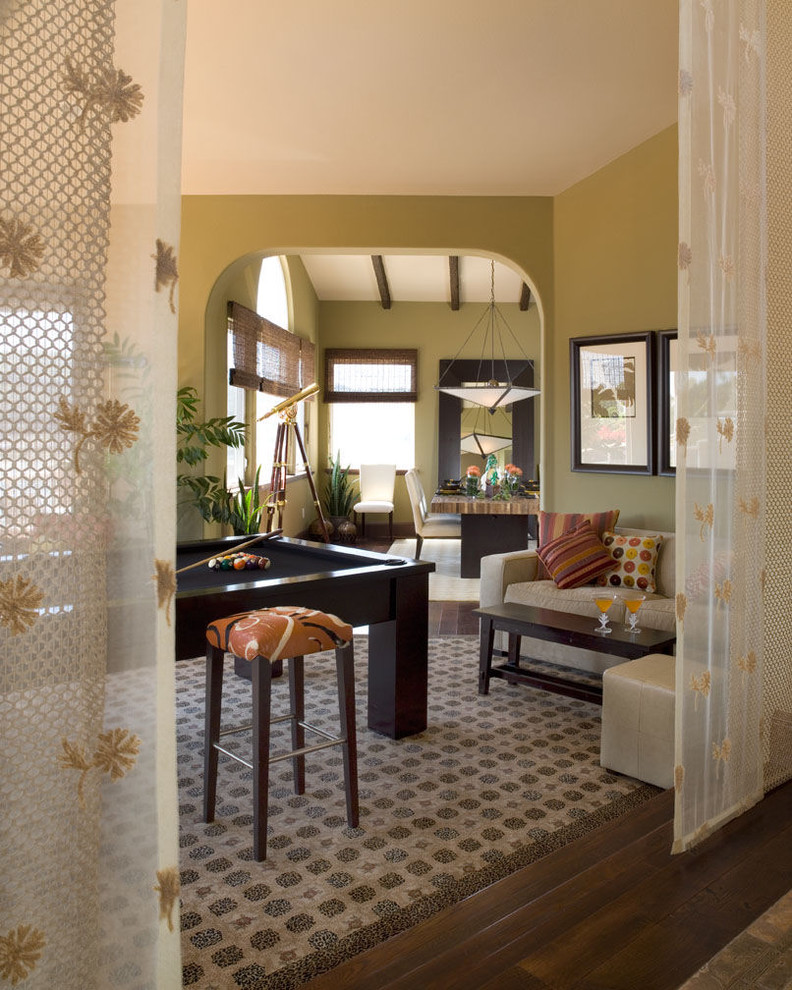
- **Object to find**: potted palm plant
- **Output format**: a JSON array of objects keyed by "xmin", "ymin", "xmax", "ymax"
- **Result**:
[{"xmin": 322, "ymin": 451, "xmax": 358, "ymax": 539}]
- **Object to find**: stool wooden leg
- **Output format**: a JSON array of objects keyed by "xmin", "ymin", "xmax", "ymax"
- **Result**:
[
  {"xmin": 288, "ymin": 656, "xmax": 306, "ymax": 795},
  {"xmin": 251, "ymin": 656, "xmax": 272, "ymax": 861},
  {"xmin": 336, "ymin": 643, "xmax": 359, "ymax": 828},
  {"xmin": 203, "ymin": 644, "xmax": 225, "ymax": 823}
]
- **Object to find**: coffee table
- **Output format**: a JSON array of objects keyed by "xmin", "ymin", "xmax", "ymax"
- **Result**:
[{"xmin": 474, "ymin": 603, "xmax": 676, "ymax": 704}]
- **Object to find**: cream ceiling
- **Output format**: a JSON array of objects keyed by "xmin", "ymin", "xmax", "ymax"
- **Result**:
[{"xmin": 181, "ymin": 0, "xmax": 679, "ymax": 300}]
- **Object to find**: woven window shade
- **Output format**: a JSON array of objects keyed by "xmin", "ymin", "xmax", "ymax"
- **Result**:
[
  {"xmin": 228, "ymin": 300, "xmax": 305, "ymax": 397},
  {"xmin": 324, "ymin": 348, "xmax": 418, "ymax": 402}
]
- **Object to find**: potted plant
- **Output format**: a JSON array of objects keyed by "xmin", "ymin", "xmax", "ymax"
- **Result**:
[
  {"xmin": 224, "ymin": 465, "xmax": 270, "ymax": 535},
  {"xmin": 322, "ymin": 451, "xmax": 358, "ymax": 535},
  {"xmin": 176, "ymin": 386, "xmax": 251, "ymax": 535}
]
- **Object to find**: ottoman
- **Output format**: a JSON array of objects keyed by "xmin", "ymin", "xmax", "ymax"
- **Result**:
[{"xmin": 600, "ymin": 653, "xmax": 675, "ymax": 789}]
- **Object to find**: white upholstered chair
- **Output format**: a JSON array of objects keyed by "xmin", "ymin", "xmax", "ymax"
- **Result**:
[
  {"xmin": 353, "ymin": 464, "xmax": 396, "ymax": 540},
  {"xmin": 404, "ymin": 467, "xmax": 461, "ymax": 559}
]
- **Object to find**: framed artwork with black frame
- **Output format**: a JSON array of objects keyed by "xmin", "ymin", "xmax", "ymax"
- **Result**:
[
  {"xmin": 657, "ymin": 329, "xmax": 678, "ymax": 476},
  {"xmin": 570, "ymin": 332, "xmax": 655, "ymax": 475}
]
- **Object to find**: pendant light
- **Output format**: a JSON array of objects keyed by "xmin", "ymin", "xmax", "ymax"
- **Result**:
[{"xmin": 436, "ymin": 260, "xmax": 540, "ymax": 412}]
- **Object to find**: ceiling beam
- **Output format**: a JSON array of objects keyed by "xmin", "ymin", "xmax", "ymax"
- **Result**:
[
  {"xmin": 519, "ymin": 282, "xmax": 532, "ymax": 311},
  {"xmin": 449, "ymin": 256, "xmax": 460, "ymax": 310},
  {"xmin": 371, "ymin": 255, "xmax": 392, "ymax": 309}
]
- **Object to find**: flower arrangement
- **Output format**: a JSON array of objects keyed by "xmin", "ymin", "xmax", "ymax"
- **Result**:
[
  {"xmin": 464, "ymin": 464, "xmax": 481, "ymax": 496},
  {"xmin": 503, "ymin": 463, "xmax": 523, "ymax": 495}
]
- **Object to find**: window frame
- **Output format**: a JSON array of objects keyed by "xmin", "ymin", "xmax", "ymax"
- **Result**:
[{"xmin": 324, "ymin": 349, "xmax": 418, "ymax": 470}]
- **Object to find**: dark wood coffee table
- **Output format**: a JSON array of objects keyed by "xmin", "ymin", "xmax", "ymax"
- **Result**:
[{"xmin": 474, "ymin": 603, "xmax": 676, "ymax": 704}]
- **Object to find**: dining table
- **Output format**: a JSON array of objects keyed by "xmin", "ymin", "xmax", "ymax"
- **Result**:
[{"xmin": 429, "ymin": 491, "xmax": 540, "ymax": 577}]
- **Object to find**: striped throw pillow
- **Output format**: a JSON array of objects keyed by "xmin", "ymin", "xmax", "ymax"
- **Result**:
[
  {"xmin": 536, "ymin": 508, "xmax": 621, "ymax": 579},
  {"xmin": 536, "ymin": 522, "xmax": 616, "ymax": 590}
]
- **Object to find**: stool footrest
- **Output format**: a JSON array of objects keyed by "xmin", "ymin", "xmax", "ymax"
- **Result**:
[
  {"xmin": 219, "ymin": 710, "xmax": 299, "ymax": 738},
  {"xmin": 214, "ymin": 743, "xmax": 253, "ymax": 770},
  {"xmin": 214, "ymin": 724, "xmax": 346, "ymax": 767},
  {"xmin": 269, "ymin": 735, "xmax": 346, "ymax": 764}
]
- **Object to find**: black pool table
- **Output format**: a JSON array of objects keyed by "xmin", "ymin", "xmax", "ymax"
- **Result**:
[{"xmin": 175, "ymin": 535, "xmax": 435, "ymax": 738}]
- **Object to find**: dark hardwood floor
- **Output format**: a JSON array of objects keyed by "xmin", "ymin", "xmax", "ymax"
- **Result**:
[{"xmin": 321, "ymin": 537, "xmax": 792, "ymax": 989}]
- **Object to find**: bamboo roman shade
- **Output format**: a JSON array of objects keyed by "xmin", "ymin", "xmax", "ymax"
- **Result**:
[
  {"xmin": 227, "ymin": 301, "xmax": 315, "ymax": 397},
  {"xmin": 324, "ymin": 348, "xmax": 418, "ymax": 402}
]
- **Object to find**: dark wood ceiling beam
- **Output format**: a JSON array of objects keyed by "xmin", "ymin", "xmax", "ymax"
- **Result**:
[
  {"xmin": 449, "ymin": 256, "xmax": 460, "ymax": 310},
  {"xmin": 519, "ymin": 282, "xmax": 532, "ymax": 311},
  {"xmin": 371, "ymin": 256, "xmax": 392, "ymax": 309}
]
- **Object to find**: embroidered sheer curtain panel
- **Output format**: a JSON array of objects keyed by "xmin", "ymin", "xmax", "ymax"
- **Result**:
[{"xmin": 1, "ymin": 0, "xmax": 185, "ymax": 984}]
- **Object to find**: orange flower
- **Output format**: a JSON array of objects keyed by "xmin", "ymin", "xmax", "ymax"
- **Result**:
[
  {"xmin": 504, "ymin": 464, "xmax": 522, "ymax": 476},
  {"xmin": 465, "ymin": 465, "xmax": 481, "ymax": 477}
]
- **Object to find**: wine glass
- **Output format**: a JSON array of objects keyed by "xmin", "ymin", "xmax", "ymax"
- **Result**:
[
  {"xmin": 594, "ymin": 594, "xmax": 616, "ymax": 634},
  {"xmin": 623, "ymin": 594, "xmax": 646, "ymax": 633}
]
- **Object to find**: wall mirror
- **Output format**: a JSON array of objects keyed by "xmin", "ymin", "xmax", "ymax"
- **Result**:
[{"xmin": 437, "ymin": 358, "xmax": 537, "ymax": 485}]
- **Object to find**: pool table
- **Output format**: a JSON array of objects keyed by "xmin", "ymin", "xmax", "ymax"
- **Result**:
[{"xmin": 175, "ymin": 535, "xmax": 435, "ymax": 738}]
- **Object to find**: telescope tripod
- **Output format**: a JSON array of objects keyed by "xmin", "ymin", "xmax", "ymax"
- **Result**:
[{"xmin": 266, "ymin": 406, "xmax": 330, "ymax": 541}]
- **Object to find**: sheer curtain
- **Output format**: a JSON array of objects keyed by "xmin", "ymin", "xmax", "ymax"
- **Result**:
[
  {"xmin": 1, "ymin": 1, "xmax": 185, "ymax": 986},
  {"xmin": 675, "ymin": 0, "xmax": 792, "ymax": 850}
]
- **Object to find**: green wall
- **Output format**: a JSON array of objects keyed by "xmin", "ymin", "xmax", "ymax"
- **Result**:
[
  {"xmin": 178, "ymin": 128, "xmax": 678, "ymax": 538},
  {"xmin": 179, "ymin": 196, "xmax": 554, "ymax": 536},
  {"xmin": 552, "ymin": 126, "xmax": 678, "ymax": 530},
  {"xmin": 316, "ymin": 299, "xmax": 540, "ymax": 526}
]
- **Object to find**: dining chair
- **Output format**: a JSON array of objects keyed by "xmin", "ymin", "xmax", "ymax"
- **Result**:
[
  {"xmin": 404, "ymin": 467, "xmax": 461, "ymax": 559},
  {"xmin": 352, "ymin": 464, "xmax": 396, "ymax": 540}
]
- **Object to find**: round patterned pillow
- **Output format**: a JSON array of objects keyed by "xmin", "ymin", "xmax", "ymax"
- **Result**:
[{"xmin": 595, "ymin": 532, "xmax": 665, "ymax": 593}]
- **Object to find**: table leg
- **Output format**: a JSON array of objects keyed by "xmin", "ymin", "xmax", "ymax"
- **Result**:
[
  {"xmin": 507, "ymin": 633, "xmax": 522, "ymax": 668},
  {"xmin": 478, "ymin": 617, "xmax": 495, "ymax": 695},
  {"xmin": 461, "ymin": 515, "xmax": 530, "ymax": 578},
  {"xmin": 367, "ymin": 572, "xmax": 429, "ymax": 738}
]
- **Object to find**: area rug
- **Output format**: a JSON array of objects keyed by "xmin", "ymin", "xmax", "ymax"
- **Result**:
[
  {"xmin": 178, "ymin": 636, "xmax": 658, "ymax": 989},
  {"xmin": 387, "ymin": 538, "xmax": 479, "ymax": 601}
]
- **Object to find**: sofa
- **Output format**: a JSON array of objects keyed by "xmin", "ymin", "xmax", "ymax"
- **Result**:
[{"xmin": 479, "ymin": 526, "xmax": 676, "ymax": 677}]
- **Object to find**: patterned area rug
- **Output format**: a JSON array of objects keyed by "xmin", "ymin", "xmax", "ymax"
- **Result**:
[
  {"xmin": 387, "ymin": 538, "xmax": 480, "ymax": 601},
  {"xmin": 178, "ymin": 636, "xmax": 657, "ymax": 989}
]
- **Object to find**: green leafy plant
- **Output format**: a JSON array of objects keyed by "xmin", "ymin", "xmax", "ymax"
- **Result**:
[
  {"xmin": 322, "ymin": 451, "xmax": 358, "ymax": 518},
  {"xmin": 176, "ymin": 386, "xmax": 246, "ymax": 467},
  {"xmin": 225, "ymin": 465, "xmax": 268, "ymax": 535},
  {"xmin": 176, "ymin": 386, "xmax": 251, "ymax": 531}
]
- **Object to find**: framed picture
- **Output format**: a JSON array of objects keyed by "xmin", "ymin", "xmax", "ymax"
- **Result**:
[
  {"xmin": 571, "ymin": 332, "xmax": 654, "ymax": 474},
  {"xmin": 657, "ymin": 330, "xmax": 677, "ymax": 476}
]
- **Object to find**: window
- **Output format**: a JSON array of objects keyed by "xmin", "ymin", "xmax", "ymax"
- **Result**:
[
  {"xmin": 226, "ymin": 258, "xmax": 314, "ymax": 485},
  {"xmin": 324, "ymin": 349, "xmax": 417, "ymax": 469},
  {"xmin": 1, "ymin": 307, "xmax": 74, "ymax": 515}
]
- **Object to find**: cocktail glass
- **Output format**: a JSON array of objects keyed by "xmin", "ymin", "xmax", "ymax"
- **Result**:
[
  {"xmin": 623, "ymin": 594, "xmax": 646, "ymax": 633},
  {"xmin": 594, "ymin": 594, "xmax": 616, "ymax": 634}
]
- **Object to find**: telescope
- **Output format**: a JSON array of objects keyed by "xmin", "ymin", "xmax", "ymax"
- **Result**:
[{"xmin": 258, "ymin": 382, "xmax": 320, "ymax": 420}]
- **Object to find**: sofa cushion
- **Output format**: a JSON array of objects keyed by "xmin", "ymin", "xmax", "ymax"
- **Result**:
[
  {"xmin": 537, "ymin": 508, "xmax": 621, "ymax": 578},
  {"xmin": 596, "ymin": 531, "xmax": 664, "ymax": 594},
  {"xmin": 504, "ymin": 581, "xmax": 676, "ymax": 632},
  {"xmin": 505, "ymin": 580, "xmax": 626, "ymax": 622},
  {"xmin": 536, "ymin": 522, "xmax": 616, "ymax": 590},
  {"xmin": 615, "ymin": 527, "xmax": 675, "ymax": 598}
]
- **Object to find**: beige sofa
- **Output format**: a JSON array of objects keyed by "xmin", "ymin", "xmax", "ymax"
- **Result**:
[{"xmin": 479, "ymin": 527, "xmax": 676, "ymax": 676}]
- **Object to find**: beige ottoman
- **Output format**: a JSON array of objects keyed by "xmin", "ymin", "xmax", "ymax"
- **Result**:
[{"xmin": 600, "ymin": 653, "xmax": 675, "ymax": 789}]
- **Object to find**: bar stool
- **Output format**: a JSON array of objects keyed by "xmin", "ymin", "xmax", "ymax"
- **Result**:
[{"xmin": 203, "ymin": 605, "xmax": 358, "ymax": 861}]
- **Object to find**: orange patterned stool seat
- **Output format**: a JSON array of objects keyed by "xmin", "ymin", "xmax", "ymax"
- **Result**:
[{"xmin": 203, "ymin": 605, "xmax": 358, "ymax": 861}]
